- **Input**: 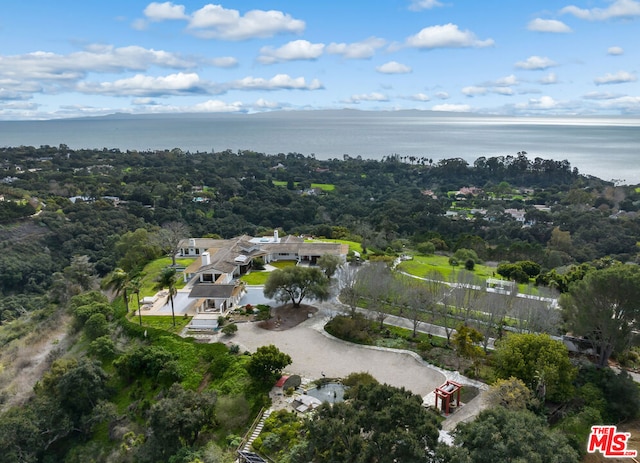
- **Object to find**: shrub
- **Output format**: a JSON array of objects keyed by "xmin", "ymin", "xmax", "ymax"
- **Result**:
[
  {"xmin": 518, "ymin": 260, "xmax": 541, "ymax": 277},
  {"xmin": 511, "ymin": 268, "xmax": 530, "ymax": 284},
  {"xmin": 221, "ymin": 323, "xmax": 238, "ymax": 336},
  {"xmin": 416, "ymin": 241, "xmax": 436, "ymax": 255},
  {"xmin": 342, "ymin": 372, "xmax": 378, "ymax": 389},
  {"xmin": 256, "ymin": 305, "xmax": 271, "ymax": 321},
  {"xmin": 325, "ymin": 314, "xmax": 372, "ymax": 344},
  {"xmin": 252, "ymin": 257, "xmax": 265, "ymax": 270},
  {"xmin": 84, "ymin": 313, "xmax": 109, "ymax": 340},
  {"xmin": 89, "ymin": 335, "xmax": 116, "ymax": 359},
  {"xmin": 454, "ymin": 248, "xmax": 479, "ymax": 264}
]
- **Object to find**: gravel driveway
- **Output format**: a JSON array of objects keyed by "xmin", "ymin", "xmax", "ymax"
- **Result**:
[{"xmin": 231, "ymin": 307, "xmax": 447, "ymax": 401}]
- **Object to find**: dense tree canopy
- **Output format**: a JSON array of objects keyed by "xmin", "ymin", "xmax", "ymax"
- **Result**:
[
  {"xmin": 561, "ymin": 264, "xmax": 640, "ymax": 367},
  {"xmin": 453, "ymin": 407, "xmax": 580, "ymax": 463},
  {"xmin": 1, "ymin": 146, "xmax": 640, "ymax": 463},
  {"xmin": 295, "ymin": 383, "xmax": 441, "ymax": 463},
  {"xmin": 492, "ymin": 333, "xmax": 576, "ymax": 402}
]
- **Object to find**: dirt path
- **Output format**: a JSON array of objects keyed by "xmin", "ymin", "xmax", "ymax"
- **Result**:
[{"xmin": 0, "ymin": 313, "xmax": 73, "ymax": 411}]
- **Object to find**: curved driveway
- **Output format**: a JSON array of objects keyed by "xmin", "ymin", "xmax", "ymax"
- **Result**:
[{"xmin": 231, "ymin": 307, "xmax": 447, "ymax": 400}]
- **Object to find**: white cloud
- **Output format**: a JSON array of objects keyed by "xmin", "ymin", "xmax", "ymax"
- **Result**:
[
  {"xmin": 131, "ymin": 18, "xmax": 149, "ymax": 30},
  {"xmin": 595, "ymin": 95, "xmax": 640, "ymax": 113},
  {"xmin": 376, "ymin": 61, "xmax": 412, "ymax": 74},
  {"xmin": 187, "ymin": 4, "xmax": 305, "ymax": 40},
  {"xmin": 411, "ymin": 93, "xmax": 431, "ymax": 101},
  {"xmin": 408, "ymin": 0, "xmax": 443, "ymax": 11},
  {"xmin": 119, "ymin": 99, "xmax": 245, "ymax": 114},
  {"xmin": 462, "ymin": 86, "xmax": 487, "ymax": 96},
  {"xmin": 229, "ymin": 74, "xmax": 323, "ymax": 91},
  {"xmin": 594, "ymin": 70, "xmax": 637, "ymax": 84},
  {"xmin": 406, "ymin": 23, "xmax": 494, "ymax": 49},
  {"xmin": 0, "ymin": 45, "xmax": 195, "ymax": 83},
  {"xmin": 608, "ymin": 46, "xmax": 624, "ymax": 55},
  {"xmin": 515, "ymin": 95, "xmax": 559, "ymax": 110},
  {"xmin": 77, "ymin": 72, "xmax": 205, "ymax": 96},
  {"xmin": 492, "ymin": 86, "xmax": 514, "ymax": 95},
  {"xmin": 346, "ymin": 92, "xmax": 389, "ymax": 103},
  {"xmin": 132, "ymin": 97, "xmax": 159, "ymax": 105},
  {"xmin": 494, "ymin": 74, "xmax": 519, "ymax": 86},
  {"xmin": 210, "ymin": 56, "xmax": 238, "ymax": 68},
  {"xmin": 258, "ymin": 40, "xmax": 324, "ymax": 64},
  {"xmin": 431, "ymin": 103, "xmax": 471, "ymax": 112},
  {"xmin": 583, "ymin": 91, "xmax": 623, "ymax": 100},
  {"xmin": 192, "ymin": 99, "xmax": 244, "ymax": 112},
  {"xmin": 326, "ymin": 37, "xmax": 386, "ymax": 59},
  {"xmin": 527, "ymin": 18, "xmax": 572, "ymax": 33},
  {"xmin": 539, "ymin": 72, "xmax": 558, "ymax": 84},
  {"xmin": 515, "ymin": 55, "xmax": 558, "ymax": 70},
  {"xmin": 561, "ymin": 0, "xmax": 640, "ymax": 20},
  {"xmin": 254, "ymin": 98, "xmax": 280, "ymax": 109},
  {"xmin": 144, "ymin": 2, "xmax": 187, "ymax": 21},
  {"xmin": 435, "ymin": 91, "xmax": 450, "ymax": 99}
]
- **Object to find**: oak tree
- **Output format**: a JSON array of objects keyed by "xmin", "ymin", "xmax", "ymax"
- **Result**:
[{"xmin": 263, "ymin": 266, "xmax": 329, "ymax": 308}]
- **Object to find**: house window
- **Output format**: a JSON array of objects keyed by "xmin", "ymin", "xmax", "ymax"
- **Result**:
[{"xmin": 202, "ymin": 274, "xmax": 213, "ymax": 282}]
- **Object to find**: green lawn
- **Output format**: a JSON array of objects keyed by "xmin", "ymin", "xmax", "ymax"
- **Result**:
[
  {"xmin": 240, "ymin": 260, "xmax": 296, "ymax": 285},
  {"xmin": 311, "ymin": 183, "xmax": 335, "ymax": 191},
  {"xmin": 241, "ymin": 272, "xmax": 270, "ymax": 285},
  {"xmin": 397, "ymin": 255, "xmax": 496, "ymax": 281},
  {"xmin": 271, "ymin": 180, "xmax": 335, "ymax": 191},
  {"xmin": 270, "ymin": 260, "xmax": 296, "ymax": 269},
  {"xmin": 138, "ymin": 257, "xmax": 192, "ymax": 297},
  {"xmin": 398, "ymin": 255, "xmax": 544, "ymax": 296},
  {"xmin": 305, "ymin": 238, "xmax": 363, "ymax": 254}
]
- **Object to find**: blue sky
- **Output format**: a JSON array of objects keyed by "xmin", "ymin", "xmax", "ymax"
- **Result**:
[{"xmin": 1, "ymin": 0, "xmax": 639, "ymax": 119}]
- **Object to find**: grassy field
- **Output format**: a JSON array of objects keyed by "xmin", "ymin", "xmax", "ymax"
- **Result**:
[
  {"xmin": 397, "ymin": 255, "xmax": 495, "ymax": 281},
  {"xmin": 272, "ymin": 181, "xmax": 335, "ymax": 191},
  {"xmin": 397, "ymin": 255, "xmax": 544, "ymax": 296}
]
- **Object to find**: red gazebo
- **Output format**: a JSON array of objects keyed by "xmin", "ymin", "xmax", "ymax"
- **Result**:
[{"xmin": 434, "ymin": 380, "xmax": 463, "ymax": 416}]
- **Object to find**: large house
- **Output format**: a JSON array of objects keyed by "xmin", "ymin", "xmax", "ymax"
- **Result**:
[{"xmin": 177, "ymin": 232, "xmax": 348, "ymax": 317}]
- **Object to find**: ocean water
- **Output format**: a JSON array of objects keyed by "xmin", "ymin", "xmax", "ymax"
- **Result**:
[{"xmin": 1, "ymin": 111, "xmax": 639, "ymax": 184}]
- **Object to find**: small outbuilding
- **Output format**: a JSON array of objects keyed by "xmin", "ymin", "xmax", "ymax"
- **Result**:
[
  {"xmin": 275, "ymin": 374, "xmax": 302, "ymax": 390},
  {"xmin": 434, "ymin": 380, "xmax": 463, "ymax": 416}
]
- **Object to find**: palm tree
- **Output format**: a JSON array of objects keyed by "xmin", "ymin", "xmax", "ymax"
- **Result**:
[
  {"xmin": 129, "ymin": 275, "xmax": 144, "ymax": 326},
  {"xmin": 101, "ymin": 267, "xmax": 130, "ymax": 312},
  {"xmin": 154, "ymin": 267, "xmax": 178, "ymax": 327}
]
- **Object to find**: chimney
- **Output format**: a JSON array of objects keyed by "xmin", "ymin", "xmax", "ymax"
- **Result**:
[
  {"xmin": 201, "ymin": 251, "xmax": 210, "ymax": 266},
  {"xmin": 189, "ymin": 238, "xmax": 196, "ymax": 247},
  {"xmin": 274, "ymin": 230, "xmax": 279, "ymax": 242}
]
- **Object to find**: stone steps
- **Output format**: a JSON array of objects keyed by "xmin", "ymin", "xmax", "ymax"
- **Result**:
[{"xmin": 243, "ymin": 408, "xmax": 273, "ymax": 452}]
